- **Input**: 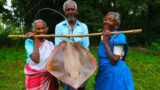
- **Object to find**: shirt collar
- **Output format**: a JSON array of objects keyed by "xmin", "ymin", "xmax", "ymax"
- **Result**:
[{"xmin": 62, "ymin": 19, "xmax": 80, "ymax": 26}]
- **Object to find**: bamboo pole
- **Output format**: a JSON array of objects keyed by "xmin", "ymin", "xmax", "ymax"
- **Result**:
[{"xmin": 8, "ymin": 29, "xmax": 142, "ymax": 38}]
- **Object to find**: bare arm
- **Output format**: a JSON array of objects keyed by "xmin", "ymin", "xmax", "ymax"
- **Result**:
[
  {"xmin": 30, "ymin": 38, "xmax": 40, "ymax": 63},
  {"xmin": 104, "ymin": 41, "xmax": 120, "ymax": 64},
  {"xmin": 103, "ymin": 30, "xmax": 120, "ymax": 65},
  {"xmin": 27, "ymin": 32, "xmax": 40, "ymax": 63}
]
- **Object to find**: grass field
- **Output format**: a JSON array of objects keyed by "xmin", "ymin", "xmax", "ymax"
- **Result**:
[{"xmin": 0, "ymin": 45, "xmax": 160, "ymax": 90}]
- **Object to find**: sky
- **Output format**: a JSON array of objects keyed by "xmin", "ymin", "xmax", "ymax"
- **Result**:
[{"xmin": 3, "ymin": 0, "xmax": 12, "ymax": 11}]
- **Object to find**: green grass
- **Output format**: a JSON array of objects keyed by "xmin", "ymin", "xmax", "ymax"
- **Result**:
[
  {"xmin": 0, "ymin": 47, "xmax": 26, "ymax": 90},
  {"xmin": 0, "ymin": 46, "xmax": 160, "ymax": 90},
  {"xmin": 126, "ymin": 47, "xmax": 160, "ymax": 90}
]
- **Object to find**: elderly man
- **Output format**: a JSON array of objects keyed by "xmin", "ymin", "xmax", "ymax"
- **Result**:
[
  {"xmin": 55, "ymin": 0, "xmax": 89, "ymax": 50},
  {"xmin": 25, "ymin": 19, "xmax": 58, "ymax": 90},
  {"xmin": 54, "ymin": 0, "xmax": 89, "ymax": 90}
]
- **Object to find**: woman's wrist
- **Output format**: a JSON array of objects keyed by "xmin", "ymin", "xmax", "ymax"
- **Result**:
[
  {"xmin": 106, "ymin": 46, "xmax": 111, "ymax": 51},
  {"xmin": 104, "ymin": 42, "xmax": 111, "ymax": 51},
  {"xmin": 33, "ymin": 50, "xmax": 39, "ymax": 53}
]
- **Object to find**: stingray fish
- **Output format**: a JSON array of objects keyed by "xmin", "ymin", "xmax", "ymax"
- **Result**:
[{"xmin": 47, "ymin": 41, "xmax": 97, "ymax": 89}]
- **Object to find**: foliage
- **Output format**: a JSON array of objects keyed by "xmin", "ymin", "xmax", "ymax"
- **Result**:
[
  {"xmin": 0, "ymin": 0, "xmax": 160, "ymax": 45},
  {"xmin": 147, "ymin": 42, "xmax": 160, "ymax": 55},
  {"xmin": 0, "ymin": 0, "xmax": 7, "ymax": 13},
  {"xmin": 0, "ymin": 26, "xmax": 25, "ymax": 47},
  {"xmin": 76, "ymin": 0, "xmax": 103, "ymax": 45},
  {"xmin": 11, "ymin": 0, "xmax": 66, "ymax": 34},
  {"xmin": 0, "ymin": 0, "xmax": 14, "ymax": 25}
]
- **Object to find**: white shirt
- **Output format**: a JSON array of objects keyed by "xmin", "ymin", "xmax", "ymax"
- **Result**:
[
  {"xmin": 25, "ymin": 39, "xmax": 54, "ymax": 70},
  {"xmin": 114, "ymin": 45, "xmax": 124, "ymax": 59}
]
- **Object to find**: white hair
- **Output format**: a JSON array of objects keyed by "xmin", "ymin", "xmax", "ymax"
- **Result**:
[
  {"xmin": 107, "ymin": 11, "xmax": 121, "ymax": 26},
  {"xmin": 31, "ymin": 19, "xmax": 48, "ymax": 32},
  {"xmin": 63, "ymin": 0, "xmax": 77, "ymax": 11}
]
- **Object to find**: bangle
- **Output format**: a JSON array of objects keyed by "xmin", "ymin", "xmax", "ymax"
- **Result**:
[
  {"xmin": 105, "ymin": 46, "xmax": 110, "ymax": 51},
  {"xmin": 33, "ymin": 50, "xmax": 39, "ymax": 53},
  {"xmin": 107, "ymin": 47, "xmax": 111, "ymax": 51}
]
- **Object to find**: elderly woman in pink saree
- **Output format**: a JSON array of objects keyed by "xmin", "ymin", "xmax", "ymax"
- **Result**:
[{"xmin": 24, "ymin": 19, "xmax": 58, "ymax": 90}]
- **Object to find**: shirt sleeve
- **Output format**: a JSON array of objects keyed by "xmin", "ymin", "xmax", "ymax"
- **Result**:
[
  {"xmin": 113, "ymin": 45, "xmax": 124, "ymax": 56},
  {"xmin": 25, "ymin": 39, "xmax": 34, "ymax": 63},
  {"xmin": 50, "ymin": 41, "xmax": 55, "ymax": 51},
  {"xmin": 55, "ymin": 25, "xmax": 62, "ymax": 46},
  {"xmin": 82, "ymin": 24, "xmax": 89, "ymax": 50}
]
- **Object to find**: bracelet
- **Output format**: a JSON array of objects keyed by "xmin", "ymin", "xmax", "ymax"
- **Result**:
[
  {"xmin": 105, "ymin": 46, "xmax": 110, "ymax": 51},
  {"xmin": 33, "ymin": 50, "xmax": 39, "ymax": 53},
  {"xmin": 107, "ymin": 47, "xmax": 111, "ymax": 51}
]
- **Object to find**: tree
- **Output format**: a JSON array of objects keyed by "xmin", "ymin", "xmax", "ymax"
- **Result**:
[
  {"xmin": 1, "ymin": 0, "xmax": 160, "ymax": 46},
  {"xmin": 11, "ymin": 0, "xmax": 66, "ymax": 34}
]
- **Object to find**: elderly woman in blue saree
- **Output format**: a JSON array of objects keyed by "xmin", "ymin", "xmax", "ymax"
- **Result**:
[{"xmin": 94, "ymin": 11, "xmax": 134, "ymax": 90}]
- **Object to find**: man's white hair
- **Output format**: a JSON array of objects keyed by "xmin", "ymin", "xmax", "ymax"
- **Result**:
[
  {"xmin": 31, "ymin": 19, "xmax": 48, "ymax": 32},
  {"xmin": 63, "ymin": 0, "xmax": 77, "ymax": 11}
]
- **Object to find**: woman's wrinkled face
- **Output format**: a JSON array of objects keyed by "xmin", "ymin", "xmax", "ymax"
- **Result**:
[
  {"xmin": 64, "ymin": 3, "xmax": 78, "ymax": 22},
  {"xmin": 35, "ymin": 22, "xmax": 47, "ymax": 35},
  {"xmin": 103, "ymin": 14, "xmax": 117, "ymax": 31}
]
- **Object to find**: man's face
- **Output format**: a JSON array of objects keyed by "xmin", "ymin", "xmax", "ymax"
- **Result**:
[
  {"xmin": 64, "ymin": 3, "xmax": 78, "ymax": 22},
  {"xmin": 35, "ymin": 22, "xmax": 47, "ymax": 35},
  {"xmin": 103, "ymin": 14, "xmax": 117, "ymax": 31}
]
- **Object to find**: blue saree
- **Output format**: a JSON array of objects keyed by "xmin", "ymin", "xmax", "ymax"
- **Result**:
[{"xmin": 94, "ymin": 31, "xmax": 134, "ymax": 90}]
